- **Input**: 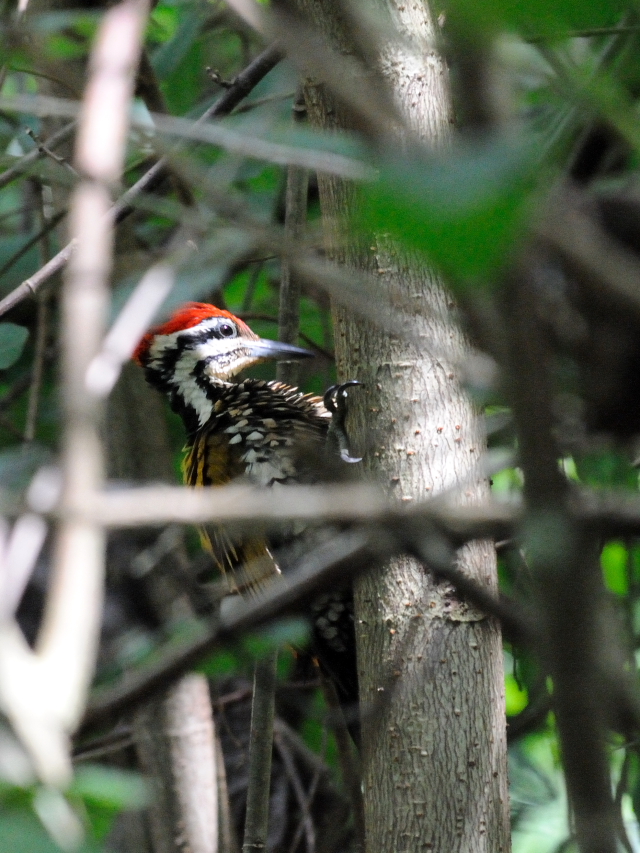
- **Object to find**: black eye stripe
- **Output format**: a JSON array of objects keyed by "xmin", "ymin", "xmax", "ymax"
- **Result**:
[{"xmin": 181, "ymin": 320, "xmax": 237, "ymax": 345}]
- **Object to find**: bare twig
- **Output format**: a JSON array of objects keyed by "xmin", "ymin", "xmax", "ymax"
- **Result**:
[
  {"xmin": 0, "ymin": 122, "xmax": 76, "ymax": 191},
  {"xmin": 242, "ymin": 650, "xmax": 278, "ymax": 853},
  {"xmin": 84, "ymin": 482, "xmax": 389, "ymax": 527},
  {"xmin": 85, "ymin": 262, "xmax": 176, "ymax": 398},
  {"xmin": 274, "ymin": 729, "xmax": 315, "ymax": 853},
  {"xmin": 72, "ymin": 726, "xmax": 134, "ymax": 763},
  {"xmin": 70, "ymin": 476, "xmax": 640, "ymax": 541},
  {"xmin": 0, "ymin": 373, "xmax": 37, "ymax": 412},
  {"xmin": 0, "ymin": 210, "xmax": 65, "ymax": 282},
  {"xmin": 320, "ymin": 676, "xmax": 364, "ymax": 853},
  {"xmin": 24, "ymin": 128, "xmax": 78, "ymax": 178},
  {"xmin": 285, "ymin": 729, "xmax": 324, "ymax": 853},
  {"xmin": 277, "ymin": 85, "xmax": 309, "ymax": 387},
  {"xmin": 0, "ymin": 513, "xmax": 47, "ymax": 621},
  {"xmin": 216, "ymin": 728, "xmax": 239, "ymax": 853},
  {"xmin": 613, "ymin": 749, "xmax": 634, "ymax": 853},
  {"xmin": 273, "ymin": 718, "xmax": 333, "ymax": 783},
  {"xmin": 24, "ymin": 183, "xmax": 53, "ymax": 443}
]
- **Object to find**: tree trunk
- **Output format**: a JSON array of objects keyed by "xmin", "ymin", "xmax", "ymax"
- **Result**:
[{"xmin": 292, "ymin": 2, "xmax": 510, "ymax": 851}]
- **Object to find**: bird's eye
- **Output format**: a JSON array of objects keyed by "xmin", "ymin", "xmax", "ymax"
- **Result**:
[{"xmin": 219, "ymin": 322, "xmax": 236, "ymax": 338}]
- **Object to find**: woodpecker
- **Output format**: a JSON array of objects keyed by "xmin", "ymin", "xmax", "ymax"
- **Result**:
[{"xmin": 134, "ymin": 302, "xmax": 359, "ymax": 709}]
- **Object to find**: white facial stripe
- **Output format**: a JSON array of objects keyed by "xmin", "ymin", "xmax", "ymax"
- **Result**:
[
  {"xmin": 146, "ymin": 323, "xmax": 257, "ymax": 427},
  {"xmin": 174, "ymin": 350, "xmax": 214, "ymax": 425}
]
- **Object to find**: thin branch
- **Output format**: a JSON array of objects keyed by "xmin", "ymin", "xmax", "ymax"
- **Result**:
[
  {"xmin": 0, "ymin": 44, "xmax": 284, "ymax": 319},
  {"xmin": 527, "ymin": 24, "xmax": 640, "ymax": 42},
  {"xmin": 277, "ymin": 85, "xmax": 309, "ymax": 387},
  {"xmin": 613, "ymin": 749, "xmax": 634, "ymax": 853},
  {"xmin": 24, "ymin": 183, "xmax": 53, "ymax": 443},
  {"xmin": 274, "ymin": 729, "xmax": 315, "ymax": 853},
  {"xmin": 72, "ymin": 726, "xmax": 134, "ymax": 763},
  {"xmin": 239, "ymin": 314, "xmax": 334, "ymax": 361},
  {"xmin": 24, "ymin": 128, "xmax": 78, "ymax": 178},
  {"xmin": 273, "ymin": 718, "xmax": 333, "ymax": 784},
  {"xmin": 0, "ymin": 93, "xmax": 374, "ymax": 179},
  {"xmin": 0, "ymin": 210, "xmax": 65, "ymax": 281},
  {"xmin": 319, "ymin": 676, "xmax": 364, "ymax": 853},
  {"xmin": 285, "ymin": 732, "xmax": 323, "ymax": 853},
  {"xmin": 0, "ymin": 373, "xmax": 36, "ymax": 412},
  {"xmin": 0, "ymin": 0, "xmax": 151, "ymax": 787},
  {"xmin": 0, "ymin": 122, "xmax": 76, "ymax": 192},
  {"xmin": 84, "ymin": 482, "xmax": 389, "ymax": 526},
  {"xmin": 232, "ymin": 90, "xmax": 296, "ymax": 114},
  {"xmin": 216, "ymin": 728, "xmax": 239, "ymax": 853},
  {"xmin": 502, "ymin": 259, "xmax": 618, "ymax": 853},
  {"xmin": 82, "ymin": 529, "xmax": 382, "ymax": 730},
  {"xmin": 0, "ymin": 413, "xmax": 26, "ymax": 440},
  {"xmin": 242, "ymin": 651, "xmax": 278, "ymax": 853}
]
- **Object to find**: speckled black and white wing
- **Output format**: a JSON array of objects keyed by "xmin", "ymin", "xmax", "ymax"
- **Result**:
[{"xmin": 183, "ymin": 379, "xmax": 330, "ymax": 591}]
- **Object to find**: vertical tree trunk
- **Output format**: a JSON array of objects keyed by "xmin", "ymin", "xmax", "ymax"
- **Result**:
[{"xmin": 292, "ymin": 2, "xmax": 510, "ymax": 851}]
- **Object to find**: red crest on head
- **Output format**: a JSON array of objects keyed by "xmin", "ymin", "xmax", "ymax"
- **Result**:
[{"xmin": 133, "ymin": 302, "xmax": 252, "ymax": 365}]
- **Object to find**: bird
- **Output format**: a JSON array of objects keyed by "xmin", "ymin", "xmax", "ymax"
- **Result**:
[{"xmin": 133, "ymin": 301, "xmax": 360, "ymax": 711}]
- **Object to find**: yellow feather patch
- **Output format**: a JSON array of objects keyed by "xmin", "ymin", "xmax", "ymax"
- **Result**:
[{"xmin": 183, "ymin": 432, "xmax": 280, "ymax": 593}]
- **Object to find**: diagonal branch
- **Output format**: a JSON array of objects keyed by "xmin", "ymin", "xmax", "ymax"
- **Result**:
[
  {"xmin": 0, "ymin": 0, "xmax": 150, "ymax": 786},
  {"xmin": 0, "ymin": 44, "xmax": 283, "ymax": 320}
]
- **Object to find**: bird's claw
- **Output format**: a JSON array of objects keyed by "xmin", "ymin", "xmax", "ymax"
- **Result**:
[
  {"xmin": 323, "ymin": 380, "xmax": 363, "ymax": 414},
  {"xmin": 324, "ymin": 380, "xmax": 363, "ymax": 464}
]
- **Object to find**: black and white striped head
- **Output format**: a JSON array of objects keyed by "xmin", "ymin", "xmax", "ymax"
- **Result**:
[{"xmin": 134, "ymin": 302, "xmax": 312, "ymax": 433}]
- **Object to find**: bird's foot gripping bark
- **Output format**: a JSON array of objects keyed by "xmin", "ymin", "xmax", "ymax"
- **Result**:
[{"xmin": 323, "ymin": 380, "xmax": 363, "ymax": 463}]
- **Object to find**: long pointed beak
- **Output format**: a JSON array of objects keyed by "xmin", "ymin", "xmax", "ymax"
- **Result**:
[{"xmin": 247, "ymin": 338, "xmax": 314, "ymax": 360}]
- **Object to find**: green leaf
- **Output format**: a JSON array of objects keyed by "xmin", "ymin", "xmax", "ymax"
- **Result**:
[
  {"xmin": 71, "ymin": 765, "xmax": 149, "ymax": 811},
  {"xmin": 0, "ymin": 234, "xmax": 43, "ymax": 297},
  {"xmin": 151, "ymin": 4, "xmax": 204, "ymax": 81},
  {"xmin": 0, "ymin": 323, "xmax": 28, "ymax": 369},
  {"xmin": 242, "ymin": 617, "xmax": 310, "ymax": 658},
  {"xmin": 359, "ymin": 137, "xmax": 539, "ymax": 283},
  {"xmin": 573, "ymin": 450, "xmax": 638, "ymax": 489},
  {"xmin": 197, "ymin": 649, "xmax": 242, "ymax": 678},
  {"xmin": 505, "ymin": 673, "xmax": 529, "ymax": 715},
  {"xmin": 152, "ymin": 3, "xmax": 207, "ymax": 114},
  {"xmin": 600, "ymin": 541, "xmax": 629, "ymax": 595},
  {"xmin": 444, "ymin": 0, "xmax": 626, "ymax": 39},
  {"xmin": 629, "ymin": 751, "xmax": 640, "ymax": 821},
  {"xmin": 148, "ymin": 4, "xmax": 180, "ymax": 45},
  {"xmin": 0, "ymin": 809, "xmax": 65, "ymax": 853},
  {"xmin": 70, "ymin": 765, "xmax": 148, "ymax": 843}
]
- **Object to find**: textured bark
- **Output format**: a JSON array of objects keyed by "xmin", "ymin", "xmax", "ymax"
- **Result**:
[
  {"xmin": 135, "ymin": 675, "xmax": 218, "ymax": 853},
  {"xmin": 292, "ymin": 1, "xmax": 510, "ymax": 851}
]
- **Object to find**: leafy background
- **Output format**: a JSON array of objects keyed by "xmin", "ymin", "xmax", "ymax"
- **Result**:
[{"xmin": 2, "ymin": 0, "xmax": 640, "ymax": 850}]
